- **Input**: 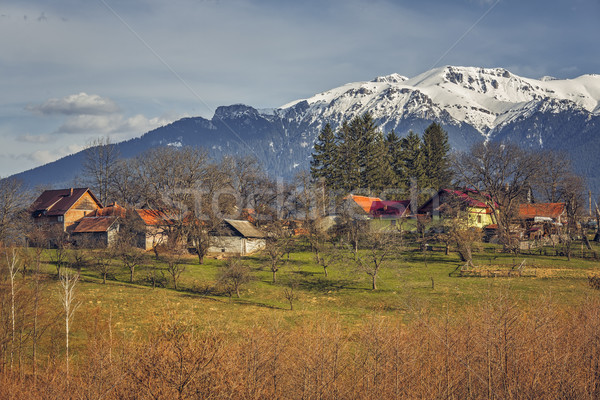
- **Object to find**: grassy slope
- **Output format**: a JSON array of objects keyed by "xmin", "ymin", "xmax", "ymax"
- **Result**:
[{"xmin": 29, "ymin": 239, "xmax": 600, "ymax": 346}]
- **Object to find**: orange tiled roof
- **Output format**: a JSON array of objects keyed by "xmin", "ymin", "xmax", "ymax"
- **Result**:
[
  {"xmin": 349, "ymin": 195, "xmax": 410, "ymax": 217},
  {"xmin": 349, "ymin": 195, "xmax": 383, "ymax": 213},
  {"xmin": 91, "ymin": 203, "xmax": 127, "ymax": 218},
  {"xmin": 519, "ymin": 203, "xmax": 565, "ymax": 219},
  {"xmin": 135, "ymin": 209, "xmax": 175, "ymax": 226}
]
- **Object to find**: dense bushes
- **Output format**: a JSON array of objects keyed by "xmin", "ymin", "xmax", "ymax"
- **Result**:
[{"xmin": 2, "ymin": 295, "xmax": 600, "ymax": 399}]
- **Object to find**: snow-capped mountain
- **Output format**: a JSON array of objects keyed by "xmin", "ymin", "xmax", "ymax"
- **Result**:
[
  {"xmin": 12, "ymin": 66, "xmax": 600, "ymax": 193},
  {"xmin": 280, "ymin": 65, "xmax": 600, "ymax": 138}
]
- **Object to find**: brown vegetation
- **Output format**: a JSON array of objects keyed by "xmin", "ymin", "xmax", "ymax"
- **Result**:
[{"xmin": 2, "ymin": 277, "xmax": 600, "ymax": 399}]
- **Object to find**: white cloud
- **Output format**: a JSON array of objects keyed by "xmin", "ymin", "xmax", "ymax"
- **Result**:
[
  {"xmin": 55, "ymin": 113, "xmax": 173, "ymax": 137},
  {"xmin": 16, "ymin": 133, "xmax": 52, "ymax": 143},
  {"xmin": 26, "ymin": 92, "xmax": 120, "ymax": 116},
  {"xmin": 21, "ymin": 143, "xmax": 86, "ymax": 165}
]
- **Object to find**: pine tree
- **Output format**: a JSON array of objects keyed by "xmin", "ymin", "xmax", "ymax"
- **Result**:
[
  {"xmin": 357, "ymin": 113, "xmax": 383, "ymax": 193},
  {"xmin": 386, "ymin": 130, "xmax": 405, "ymax": 192},
  {"xmin": 400, "ymin": 130, "xmax": 425, "ymax": 191},
  {"xmin": 335, "ymin": 120, "xmax": 361, "ymax": 192},
  {"xmin": 422, "ymin": 122, "xmax": 452, "ymax": 190},
  {"xmin": 310, "ymin": 123, "xmax": 338, "ymax": 188}
]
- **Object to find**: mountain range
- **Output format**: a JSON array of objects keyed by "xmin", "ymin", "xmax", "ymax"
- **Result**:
[{"xmin": 12, "ymin": 65, "xmax": 600, "ymax": 194}]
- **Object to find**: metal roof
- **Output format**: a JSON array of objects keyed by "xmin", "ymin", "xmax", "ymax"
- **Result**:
[
  {"xmin": 223, "ymin": 219, "xmax": 266, "ymax": 238},
  {"xmin": 73, "ymin": 216, "xmax": 119, "ymax": 233},
  {"xmin": 30, "ymin": 188, "xmax": 102, "ymax": 217}
]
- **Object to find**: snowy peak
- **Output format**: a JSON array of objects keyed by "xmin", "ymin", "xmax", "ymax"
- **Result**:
[
  {"xmin": 371, "ymin": 73, "xmax": 409, "ymax": 83},
  {"xmin": 279, "ymin": 65, "xmax": 600, "ymax": 134}
]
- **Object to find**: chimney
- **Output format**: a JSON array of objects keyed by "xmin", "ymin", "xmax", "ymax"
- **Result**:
[{"xmin": 70, "ymin": 188, "xmax": 73, "ymax": 196}]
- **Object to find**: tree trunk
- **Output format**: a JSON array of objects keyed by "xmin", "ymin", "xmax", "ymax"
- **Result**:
[
  {"xmin": 197, "ymin": 251, "xmax": 204, "ymax": 265},
  {"xmin": 272, "ymin": 269, "xmax": 277, "ymax": 283},
  {"xmin": 130, "ymin": 268, "xmax": 134, "ymax": 283},
  {"xmin": 323, "ymin": 265, "xmax": 328, "ymax": 277},
  {"xmin": 236, "ymin": 287, "xmax": 240, "ymax": 298},
  {"xmin": 371, "ymin": 274, "xmax": 377, "ymax": 290}
]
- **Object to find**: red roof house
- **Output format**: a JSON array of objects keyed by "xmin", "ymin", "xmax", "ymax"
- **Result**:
[
  {"xmin": 29, "ymin": 188, "xmax": 103, "ymax": 232},
  {"xmin": 518, "ymin": 203, "xmax": 566, "ymax": 223}
]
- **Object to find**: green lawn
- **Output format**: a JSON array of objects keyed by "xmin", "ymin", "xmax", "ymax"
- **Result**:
[{"xmin": 25, "ymin": 239, "xmax": 600, "ymax": 342}]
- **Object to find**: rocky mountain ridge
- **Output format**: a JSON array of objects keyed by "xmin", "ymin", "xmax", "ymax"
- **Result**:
[{"xmin": 12, "ymin": 66, "xmax": 600, "ymax": 194}]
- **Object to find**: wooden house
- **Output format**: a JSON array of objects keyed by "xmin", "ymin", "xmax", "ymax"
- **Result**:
[
  {"xmin": 208, "ymin": 219, "xmax": 266, "ymax": 256},
  {"xmin": 418, "ymin": 189, "xmax": 495, "ymax": 229},
  {"xmin": 29, "ymin": 188, "xmax": 103, "ymax": 233},
  {"xmin": 71, "ymin": 203, "xmax": 126, "ymax": 247}
]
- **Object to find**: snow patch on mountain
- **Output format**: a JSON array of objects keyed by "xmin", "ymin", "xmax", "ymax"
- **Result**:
[{"xmin": 279, "ymin": 66, "xmax": 600, "ymax": 136}]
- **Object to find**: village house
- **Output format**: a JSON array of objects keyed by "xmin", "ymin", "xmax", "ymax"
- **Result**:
[
  {"xmin": 29, "ymin": 188, "xmax": 103, "ymax": 233},
  {"xmin": 133, "ymin": 209, "xmax": 179, "ymax": 251},
  {"xmin": 344, "ymin": 194, "xmax": 412, "ymax": 230},
  {"xmin": 208, "ymin": 219, "xmax": 266, "ymax": 256},
  {"xmin": 517, "ymin": 202, "xmax": 566, "ymax": 241},
  {"xmin": 418, "ymin": 189, "xmax": 495, "ymax": 229},
  {"xmin": 71, "ymin": 203, "xmax": 127, "ymax": 247}
]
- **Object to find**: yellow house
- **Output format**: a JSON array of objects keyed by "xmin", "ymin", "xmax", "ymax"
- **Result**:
[{"xmin": 418, "ymin": 189, "xmax": 495, "ymax": 229}]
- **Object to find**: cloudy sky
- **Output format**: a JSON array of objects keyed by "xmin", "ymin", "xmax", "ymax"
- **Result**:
[{"xmin": 1, "ymin": 0, "xmax": 598, "ymax": 177}]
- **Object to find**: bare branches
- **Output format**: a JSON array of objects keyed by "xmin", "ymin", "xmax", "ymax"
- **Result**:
[
  {"xmin": 83, "ymin": 137, "xmax": 120, "ymax": 206},
  {"xmin": 59, "ymin": 267, "xmax": 80, "ymax": 379},
  {"xmin": 453, "ymin": 142, "xmax": 543, "ymax": 250}
]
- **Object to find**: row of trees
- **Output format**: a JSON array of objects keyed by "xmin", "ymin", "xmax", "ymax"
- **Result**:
[{"xmin": 310, "ymin": 114, "xmax": 452, "ymax": 195}]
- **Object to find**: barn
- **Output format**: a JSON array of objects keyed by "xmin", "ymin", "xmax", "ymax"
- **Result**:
[{"xmin": 208, "ymin": 219, "xmax": 266, "ymax": 256}]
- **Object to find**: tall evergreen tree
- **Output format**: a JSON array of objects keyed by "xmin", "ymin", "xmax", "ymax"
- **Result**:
[
  {"xmin": 400, "ymin": 130, "xmax": 425, "ymax": 191},
  {"xmin": 386, "ymin": 130, "xmax": 405, "ymax": 191},
  {"xmin": 422, "ymin": 122, "xmax": 452, "ymax": 190},
  {"xmin": 357, "ymin": 113, "xmax": 384, "ymax": 193},
  {"xmin": 310, "ymin": 123, "xmax": 338, "ymax": 188},
  {"xmin": 335, "ymin": 120, "xmax": 361, "ymax": 192}
]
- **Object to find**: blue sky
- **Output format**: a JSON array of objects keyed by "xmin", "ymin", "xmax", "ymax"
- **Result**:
[{"xmin": 1, "ymin": 0, "xmax": 599, "ymax": 177}]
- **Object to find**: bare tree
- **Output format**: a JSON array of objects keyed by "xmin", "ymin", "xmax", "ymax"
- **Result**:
[
  {"xmin": 263, "ymin": 223, "xmax": 293, "ymax": 283},
  {"xmin": 559, "ymin": 173, "xmax": 586, "ymax": 260},
  {"xmin": 317, "ymin": 242, "xmax": 345, "ymax": 278},
  {"xmin": 93, "ymin": 247, "xmax": 114, "ymax": 284},
  {"xmin": 218, "ymin": 257, "xmax": 252, "ymax": 298},
  {"xmin": 353, "ymin": 232, "xmax": 399, "ymax": 290},
  {"xmin": 48, "ymin": 225, "xmax": 70, "ymax": 277},
  {"xmin": 110, "ymin": 158, "xmax": 143, "ymax": 207},
  {"xmin": 283, "ymin": 277, "xmax": 299, "ymax": 310},
  {"xmin": 220, "ymin": 155, "xmax": 264, "ymax": 211},
  {"xmin": 453, "ymin": 142, "xmax": 542, "ymax": 251},
  {"xmin": 115, "ymin": 214, "xmax": 146, "ymax": 282},
  {"xmin": 135, "ymin": 146, "xmax": 208, "ymax": 209},
  {"xmin": 59, "ymin": 267, "xmax": 80, "ymax": 380},
  {"xmin": 83, "ymin": 137, "xmax": 120, "ymax": 206},
  {"xmin": 0, "ymin": 178, "xmax": 26, "ymax": 245},
  {"xmin": 533, "ymin": 151, "xmax": 573, "ymax": 203},
  {"xmin": 4, "ymin": 248, "xmax": 20, "ymax": 371},
  {"xmin": 163, "ymin": 248, "xmax": 186, "ymax": 290}
]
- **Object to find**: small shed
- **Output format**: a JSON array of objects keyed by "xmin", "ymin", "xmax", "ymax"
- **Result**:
[
  {"xmin": 72, "ymin": 216, "xmax": 120, "ymax": 247},
  {"xmin": 71, "ymin": 203, "xmax": 126, "ymax": 247},
  {"xmin": 209, "ymin": 219, "xmax": 266, "ymax": 256}
]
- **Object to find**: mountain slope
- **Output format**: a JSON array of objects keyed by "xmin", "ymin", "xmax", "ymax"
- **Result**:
[{"xmin": 12, "ymin": 66, "xmax": 600, "ymax": 193}]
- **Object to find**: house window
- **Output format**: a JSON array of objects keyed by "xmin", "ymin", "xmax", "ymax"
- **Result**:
[
  {"xmin": 390, "ymin": 220, "xmax": 396, "ymax": 227},
  {"xmin": 477, "ymin": 215, "xmax": 482, "ymax": 224},
  {"xmin": 58, "ymin": 216, "xmax": 64, "ymax": 222}
]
